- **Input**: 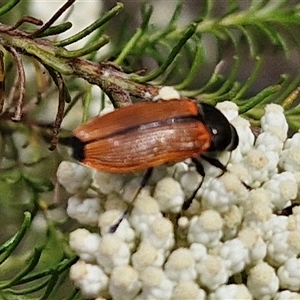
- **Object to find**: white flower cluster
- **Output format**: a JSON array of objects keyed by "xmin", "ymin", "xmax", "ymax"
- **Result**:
[{"xmin": 57, "ymin": 101, "xmax": 300, "ymax": 300}]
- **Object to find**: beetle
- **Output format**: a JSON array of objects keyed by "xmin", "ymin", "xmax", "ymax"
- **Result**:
[
  {"xmin": 70, "ymin": 98, "xmax": 239, "ymax": 232},
  {"xmin": 71, "ymin": 98, "xmax": 238, "ymax": 173}
]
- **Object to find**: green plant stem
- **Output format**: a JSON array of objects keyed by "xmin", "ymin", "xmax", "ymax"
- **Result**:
[
  {"xmin": 206, "ymin": 81, "xmax": 241, "ymax": 106},
  {"xmin": 82, "ymin": 85, "xmax": 92, "ymax": 123},
  {"xmin": 131, "ymin": 22, "xmax": 197, "ymax": 83},
  {"xmin": 0, "ymin": 212, "xmax": 31, "ymax": 263},
  {"xmin": 0, "ymin": 33, "xmax": 73, "ymax": 74},
  {"xmin": 54, "ymin": 2, "xmax": 123, "ymax": 47},
  {"xmin": 0, "ymin": 247, "xmax": 43, "ymax": 289},
  {"xmin": 63, "ymin": 289, "xmax": 80, "ymax": 300},
  {"xmin": 175, "ymin": 41, "xmax": 204, "ymax": 90},
  {"xmin": 114, "ymin": 4, "xmax": 153, "ymax": 65},
  {"xmin": 278, "ymin": 72, "xmax": 300, "ymax": 107},
  {"xmin": 17, "ymin": 256, "xmax": 78, "ymax": 285},
  {"xmin": 234, "ymin": 56, "xmax": 263, "ymax": 99},
  {"xmin": 55, "ymin": 35, "xmax": 109, "ymax": 58},
  {"xmin": 40, "ymin": 271, "xmax": 59, "ymax": 300},
  {"xmin": 239, "ymin": 84, "xmax": 282, "ymax": 114},
  {"xmin": 35, "ymin": 22, "xmax": 73, "ymax": 38},
  {"xmin": 184, "ymin": 73, "xmax": 224, "ymax": 98},
  {"xmin": 0, "ymin": 0, "xmax": 21, "ymax": 16},
  {"xmin": 4, "ymin": 278, "xmax": 49, "ymax": 295},
  {"xmin": 286, "ymin": 115, "xmax": 300, "ymax": 132}
]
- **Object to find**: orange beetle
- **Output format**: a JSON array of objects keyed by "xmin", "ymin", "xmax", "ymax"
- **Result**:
[{"xmin": 71, "ymin": 98, "xmax": 238, "ymax": 172}]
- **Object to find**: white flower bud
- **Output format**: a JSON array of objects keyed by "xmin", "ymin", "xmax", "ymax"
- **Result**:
[
  {"xmin": 190, "ymin": 243, "xmax": 208, "ymax": 263},
  {"xmin": 153, "ymin": 177, "xmax": 185, "ymax": 213},
  {"xmin": 164, "ymin": 248, "xmax": 196, "ymax": 281},
  {"xmin": 201, "ymin": 173, "xmax": 248, "ymax": 212},
  {"xmin": 129, "ymin": 191, "xmax": 162, "ymax": 234},
  {"xmin": 280, "ymin": 146, "xmax": 300, "ymax": 172},
  {"xmin": 274, "ymin": 290, "xmax": 300, "ymax": 300},
  {"xmin": 157, "ymin": 86, "xmax": 180, "ymax": 100},
  {"xmin": 96, "ymin": 234, "xmax": 130, "ymax": 274},
  {"xmin": 230, "ymin": 116, "xmax": 255, "ymax": 161},
  {"xmin": 209, "ymin": 284, "xmax": 252, "ymax": 300},
  {"xmin": 256, "ymin": 132, "xmax": 284, "ymax": 153},
  {"xmin": 242, "ymin": 149, "xmax": 269, "ymax": 186},
  {"xmin": 280, "ymin": 132, "xmax": 300, "ymax": 172},
  {"xmin": 179, "ymin": 170, "xmax": 203, "ymax": 198},
  {"xmin": 69, "ymin": 228, "xmax": 100, "ymax": 262},
  {"xmin": 263, "ymin": 172, "xmax": 298, "ymax": 210},
  {"xmin": 261, "ymin": 104, "xmax": 288, "ymax": 140},
  {"xmin": 141, "ymin": 217, "xmax": 174, "ymax": 252},
  {"xmin": 219, "ymin": 238, "xmax": 249, "ymax": 275},
  {"xmin": 197, "ymin": 255, "xmax": 230, "ymax": 290},
  {"xmin": 238, "ymin": 227, "xmax": 267, "ymax": 264},
  {"xmin": 216, "ymin": 101, "xmax": 239, "ymax": 121},
  {"xmin": 98, "ymin": 210, "xmax": 135, "ymax": 247},
  {"xmin": 93, "ymin": 171, "xmax": 125, "ymax": 195},
  {"xmin": 70, "ymin": 260, "xmax": 108, "ymax": 298},
  {"xmin": 222, "ymin": 205, "xmax": 242, "ymax": 239},
  {"xmin": 171, "ymin": 281, "xmax": 206, "ymax": 300},
  {"xmin": 188, "ymin": 210, "xmax": 223, "ymax": 247},
  {"xmin": 139, "ymin": 266, "xmax": 174, "ymax": 300},
  {"xmin": 109, "ymin": 265, "xmax": 141, "ymax": 300},
  {"xmin": 132, "ymin": 242, "xmax": 164, "ymax": 271},
  {"xmin": 247, "ymin": 262, "xmax": 279, "ymax": 299},
  {"xmin": 57, "ymin": 161, "xmax": 92, "ymax": 193},
  {"xmin": 67, "ymin": 195, "xmax": 101, "ymax": 226},
  {"xmin": 277, "ymin": 257, "xmax": 300, "ymax": 291},
  {"xmin": 267, "ymin": 231, "xmax": 300, "ymax": 267}
]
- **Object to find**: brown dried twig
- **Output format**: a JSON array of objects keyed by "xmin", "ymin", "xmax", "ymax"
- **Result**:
[
  {"xmin": 5, "ymin": 46, "xmax": 25, "ymax": 121},
  {"xmin": 0, "ymin": 16, "xmax": 43, "ymax": 36},
  {"xmin": 47, "ymin": 69, "xmax": 66, "ymax": 151},
  {"xmin": 0, "ymin": 50, "xmax": 5, "ymax": 113}
]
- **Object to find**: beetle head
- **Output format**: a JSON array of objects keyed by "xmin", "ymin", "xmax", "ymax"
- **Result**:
[{"xmin": 199, "ymin": 103, "xmax": 239, "ymax": 152}]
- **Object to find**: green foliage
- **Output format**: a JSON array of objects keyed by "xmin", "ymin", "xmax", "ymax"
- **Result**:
[
  {"xmin": 0, "ymin": 0, "xmax": 300, "ymax": 298},
  {"xmin": 0, "ymin": 212, "xmax": 79, "ymax": 300}
]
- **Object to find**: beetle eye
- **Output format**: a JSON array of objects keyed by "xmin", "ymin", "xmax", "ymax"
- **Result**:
[{"xmin": 212, "ymin": 128, "xmax": 218, "ymax": 135}]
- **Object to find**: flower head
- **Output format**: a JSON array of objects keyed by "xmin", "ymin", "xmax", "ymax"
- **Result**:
[{"xmin": 57, "ymin": 101, "xmax": 300, "ymax": 299}]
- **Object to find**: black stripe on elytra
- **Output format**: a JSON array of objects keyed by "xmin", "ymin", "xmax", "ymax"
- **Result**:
[{"xmin": 83, "ymin": 114, "xmax": 207, "ymax": 145}]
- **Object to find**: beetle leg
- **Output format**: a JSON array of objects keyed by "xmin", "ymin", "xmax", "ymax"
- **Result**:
[
  {"xmin": 140, "ymin": 167, "xmax": 154, "ymax": 188},
  {"xmin": 183, "ymin": 155, "xmax": 228, "ymax": 209},
  {"xmin": 109, "ymin": 168, "xmax": 154, "ymax": 233},
  {"xmin": 201, "ymin": 154, "xmax": 251, "ymax": 192},
  {"xmin": 109, "ymin": 211, "xmax": 128, "ymax": 233},
  {"xmin": 192, "ymin": 158, "xmax": 205, "ymax": 177},
  {"xmin": 200, "ymin": 154, "xmax": 227, "ymax": 175},
  {"xmin": 277, "ymin": 203, "xmax": 299, "ymax": 216},
  {"xmin": 182, "ymin": 159, "xmax": 205, "ymax": 210},
  {"xmin": 182, "ymin": 155, "xmax": 228, "ymax": 210}
]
